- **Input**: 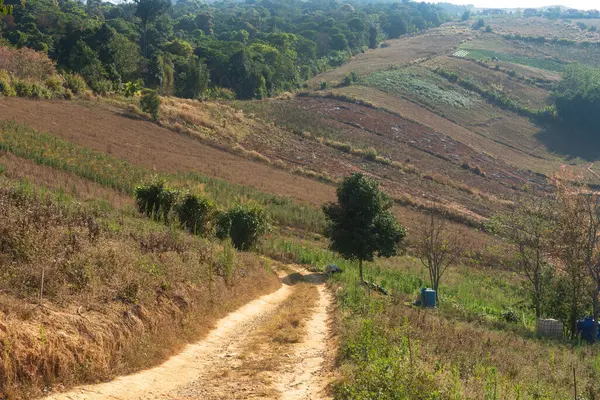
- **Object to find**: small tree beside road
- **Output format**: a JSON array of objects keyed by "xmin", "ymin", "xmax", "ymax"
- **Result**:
[
  {"xmin": 323, "ymin": 173, "xmax": 406, "ymax": 281},
  {"xmin": 416, "ymin": 209, "xmax": 462, "ymax": 301}
]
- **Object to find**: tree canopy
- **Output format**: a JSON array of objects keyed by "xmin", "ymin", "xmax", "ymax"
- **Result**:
[
  {"xmin": 554, "ymin": 64, "xmax": 600, "ymax": 132},
  {"xmin": 0, "ymin": 0, "xmax": 449, "ymax": 99},
  {"xmin": 323, "ymin": 173, "xmax": 406, "ymax": 281}
]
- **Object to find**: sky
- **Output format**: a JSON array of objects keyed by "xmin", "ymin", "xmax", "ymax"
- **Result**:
[{"xmin": 436, "ymin": 0, "xmax": 599, "ymax": 10}]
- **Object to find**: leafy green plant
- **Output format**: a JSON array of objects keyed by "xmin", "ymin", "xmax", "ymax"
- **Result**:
[
  {"xmin": 62, "ymin": 73, "xmax": 88, "ymax": 94},
  {"xmin": 0, "ymin": 70, "xmax": 15, "ymax": 97},
  {"xmin": 176, "ymin": 193, "xmax": 214, "ymax": 235},
  {"xmin": 123, "ymin": 80, "xmax": 143, "ymax": 97},
  {"xmin": 134, "ymin": 180, "xmax": 179, "ymax": 222},
  {"xmin": 140, "ymin": 89, "xmax": 160, "ymax": 121},
  {"xmin": 216, "ymin": 205, "xmax": 269, "ymax": 250}
]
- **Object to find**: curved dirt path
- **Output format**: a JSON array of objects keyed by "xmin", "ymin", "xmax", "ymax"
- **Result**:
[{"xmin": 46, "ymin": 270, "xmax": 333, "ymax": 400}]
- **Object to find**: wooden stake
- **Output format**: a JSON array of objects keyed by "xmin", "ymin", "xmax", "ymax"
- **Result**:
[{"xmin": 573, "ymin": 365, "xmax": 578, "ymax": 400}]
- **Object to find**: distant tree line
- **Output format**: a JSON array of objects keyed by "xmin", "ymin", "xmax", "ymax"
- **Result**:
[
  {"xmin": 0, "ymin": 0, "xmax": 449, "ymax": 99},
  {"xmin": 554, "ymin": 64, "xmax": 600, "ymax": 132}
]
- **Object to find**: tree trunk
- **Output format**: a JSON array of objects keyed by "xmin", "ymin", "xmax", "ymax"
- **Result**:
[
  {"xmin": 593, "ymin": 285, "xmax": 600, "ymax": 343},
  {"xmin": 359, "ymin": 258, "xmax": 363, "ymax": 282}
]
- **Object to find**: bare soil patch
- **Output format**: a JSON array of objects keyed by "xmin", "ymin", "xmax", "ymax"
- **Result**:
[{"xmin": 0, "ymin": 98, "xmax": 335, "ymax": 208}]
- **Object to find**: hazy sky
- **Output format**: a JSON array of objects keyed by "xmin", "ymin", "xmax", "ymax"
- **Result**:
[{"xmin": 437, "ymin": 0, "xmax": 598, "ymax": 10}]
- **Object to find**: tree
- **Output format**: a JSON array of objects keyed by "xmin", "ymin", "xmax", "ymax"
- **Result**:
[
  {"xmin": 140, "ymin": 89, "xmax": 161, "ymax": 121},
  {"xmin": 461, "ymin": 10, "xmax": 471, "ymax": 21},
  {"xmin": 133, "ymin": 0, "xmax": 170, "ymax": 56},
  {"xmin": 551, "ymin": 173, "xmax": 595, "ymax": 339},
  {"xmin": 323, "ymin": 173, "xmax": 406, "ymax": 281},
  {"xmin": 416, "ymin": 209, "xmax": 462, "ymax": 301},
  {"xmin": 472, "ymin": 18, "xmax": 485, "ymax": 30},
  {"xmin": 553, "ymin": 174, "xmax": 600, "ymax": 341},
  {"xmin": 488, "ymin": 194, "xmax": 551, "ymax": 318},
  {"xmin": 0, "ymin": 0, "xmax": 12, "ymax": 15}
]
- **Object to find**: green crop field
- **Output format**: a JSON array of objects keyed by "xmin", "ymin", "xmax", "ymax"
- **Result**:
[
  {"xmin": 362, "ymin": 68, "xmax": 477, "ymax": 109},
  {"xmin": 458, "ymin": 48, "xmax": 568, "ymax": 72}
]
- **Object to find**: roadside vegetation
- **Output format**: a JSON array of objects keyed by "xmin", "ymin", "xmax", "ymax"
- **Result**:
[{"xmin": 0, "ymin": 173, "xmax": 280, "ymax": 398}]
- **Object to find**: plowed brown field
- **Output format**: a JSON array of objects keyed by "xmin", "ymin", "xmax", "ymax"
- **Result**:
[{"xmin": 0, "ymin": 98, "xmax": 334, "ymax": 207}]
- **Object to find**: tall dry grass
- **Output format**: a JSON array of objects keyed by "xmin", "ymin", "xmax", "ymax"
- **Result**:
[{"xmin": 0, "ymin": 177, "xmax": 280, "ymax": 399}]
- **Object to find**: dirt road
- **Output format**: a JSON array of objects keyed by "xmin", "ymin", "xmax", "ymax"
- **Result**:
[{"xmin": 46, "ymin": 270, "xmax": 333, "ymax": 400}]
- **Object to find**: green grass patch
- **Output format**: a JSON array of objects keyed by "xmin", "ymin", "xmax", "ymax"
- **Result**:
[
  {"xmin": 362, "ymin": 68, "xmax": 476, "ymax": 109},
  {"xmin": 459, "ymin": 48, "xmax": 568, "ymax": 72}
]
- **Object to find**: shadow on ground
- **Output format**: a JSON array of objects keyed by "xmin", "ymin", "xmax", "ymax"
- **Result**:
[
  {"xmin": 535, "ymin": 124, "xmax": 600, "ymax": 162},
  {"xmin": 282, "ymin": 272, "xmax": 326, "ymax": 286}
]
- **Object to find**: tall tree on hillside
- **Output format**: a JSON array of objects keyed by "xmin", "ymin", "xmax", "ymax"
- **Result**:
[
  {"xmin": 323, "ymin": 173, "xmax": 406, "ymax": 281},
  {"xmin": 488, "ymin": 193, "xmax": 552, "ymax": 318},
  {"xmin": 134, "ymin": 0, "xmax": 170, "ymax": 56}
]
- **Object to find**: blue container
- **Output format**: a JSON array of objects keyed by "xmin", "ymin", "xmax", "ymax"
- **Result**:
[
  {"xmin": 577, "ymin": 317, "xmax": 600, "ymax": 342},
  {"xmin": 421, "ymin": 288, "xmax": 437, "ymax": 308}
]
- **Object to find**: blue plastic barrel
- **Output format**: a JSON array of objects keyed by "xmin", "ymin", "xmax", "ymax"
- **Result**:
[
  {"xmin": 577, "ymin": 317, "xmax": 600, "ymax": 342},
  {"xmin": 421, "ymin": 288, "xmax": 437, "ymax": 308}
]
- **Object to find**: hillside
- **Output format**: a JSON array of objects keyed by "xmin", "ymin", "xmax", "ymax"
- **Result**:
[{"xmin": 2, "ymin": 8, "xmax": 600, "ymax": 400}]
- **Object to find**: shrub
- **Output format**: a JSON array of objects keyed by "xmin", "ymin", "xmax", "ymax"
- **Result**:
[
  {"xmin": 29, "ymin": 82, "xmax": 51, "ymax": 99},
  {"xmin": 0, "ymin": 70, "xmax": 15, "ymax": 97},
  {"xmin": 216, "ymin": 205, "xmax": 269, "ymax": 251},
  {"xmin": 472, "ymin": 18, "xmax": 485, "ymax": 30},
  {"xmin": 134, "ymin": 180, "xmax": 179, "ymax": 222},
  {"xmin": 363, "ymin": 147, "xmax": 378, "ymax": 161},
  {"xmin": 123, "ymin": 80, "xmax": 143, "ymax": 97},
  {"xmin": 91, "ymin": 79, "xmax": 113, "ymax": 96},
  {"xmin": 13, "ymin": 80, "xmax": 32, "ymax": 97},
  {"xmin": 176, "ymin": 194, "xmax": 214, "ymax": 235},
  {"xmin": 63, "ymin": 73, "xmax": 88, "ymax": 95},
  {"xmin": 140, "ymin": 89, "xmax": 160, "ymax": 121},
  {"xmin": 320, "ymin": 81, "xmax": 328, "ymax": 90},
  {"xmin": 44, "ymin": 75, "xmax": 63, "ymax": 92},
  {"xmin": 0, "ymin": 46, "xmax": 55, "ymax": 81},
  {"xmin": 341, "ymin": 75, "xmax": 353, "ymax": 87}
]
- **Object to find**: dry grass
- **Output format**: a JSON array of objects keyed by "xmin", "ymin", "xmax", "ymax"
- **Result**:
[
  {"xmin": 307, "ymin": 25, "xmax": 473, "ymax": 87},
  {"xmin": 0, "ymin": 177, "xmax": 281, "ymax": 399},
  {"xmin": 241, "ymin": 277, "xmax": 318, "ymax": 369}
]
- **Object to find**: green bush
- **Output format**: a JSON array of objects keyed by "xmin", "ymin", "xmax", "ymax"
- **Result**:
[
  {"xmin": 176, "ymin": 193, "xmax": 214, "ymax": 235},
  {"xmin": 91, "ymin": 79, "xmax": 113, "ymax": 96},
  {"xmin": 13, "ymin": 80, "xmax": 33, "ymax": 97},
  {"xmin": 140, "ymin": 89, "xmax": 160, "ymax": 121},
  {"xmin": 29, "ymin": 82, "xmax": 51, "ymax": 99},
  {"xmin": 44, "ymin": 75, "xmax": 63, "ymax": 92},
  {"xmin": 320, "ymin": 81, "xmax": 328, "ymax": 90},
  {"xmin": 134, "ymin": 180, "xmax": 179, "ymax": 222},
  {"xmin": 363, "ymin": 147, "xmax": 378, "ymax": 161},
  {"xmin": 123, "ymin": 80, "xmax": 143, "ymax": 97},
  {"xmin": 216, "ymin": 205, "xmax": 269, "ymax": 250},
  {"xmin": 0, "ymin": 70, "xmax": 15, "ymax": 97},
  {"xmin": 63, "ymin": 73, "xmax": 88, "ymax": 95}
]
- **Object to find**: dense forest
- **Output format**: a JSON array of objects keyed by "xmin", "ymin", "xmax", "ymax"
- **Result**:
[{"xmin": 0, "ymin": 0, "xmax": 449, "ymax": 99}]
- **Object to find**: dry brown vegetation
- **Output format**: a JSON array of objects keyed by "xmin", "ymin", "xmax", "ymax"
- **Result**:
[
  {"xmin": 307, "ymin": 25, "xmax": 474, "ymax": 87},
  {"xmin": 0, "ymin": 176, "xmax": 280, "ymax": 399}
]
